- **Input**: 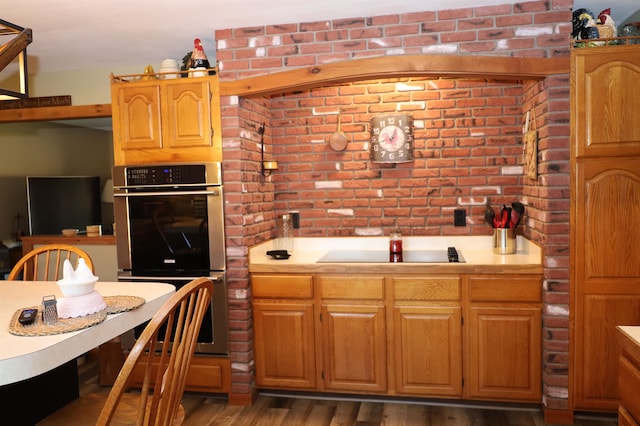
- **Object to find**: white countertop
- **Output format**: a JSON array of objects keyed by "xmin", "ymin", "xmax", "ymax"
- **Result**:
[
  {"xmin": 0, "ymin": 280, "xmax": 175, "ymax": 386},
  {"xmin": 618, "ymin": 326, "xmax": 640, "ymax": 346},
  {"xmin": 249, "ymin": 236, "xmax": 543, "ymax": 274}
]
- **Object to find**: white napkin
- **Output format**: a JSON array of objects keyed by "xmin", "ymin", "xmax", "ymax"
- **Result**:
[
  {"xmin": 62, "ymin": 258, "xmax": 95, "ymax": 282},
  {"xmin": 57, "ymin": 291, "xmax": 107, "ymax": 318}
]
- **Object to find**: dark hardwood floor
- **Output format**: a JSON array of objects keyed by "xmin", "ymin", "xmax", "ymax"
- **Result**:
[
  {"xmin": 177, "ymin": 393, "xmax": 618, "ymax": 426},
  {"xmin": 77, "ymin": 356, "xmax": 618, "ymax": 426}
]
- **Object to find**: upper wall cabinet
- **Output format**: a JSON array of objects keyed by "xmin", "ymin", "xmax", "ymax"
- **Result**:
[
  {"xmin": 110, "ymin": 74, "xmax": 222, "ymax": 165},
  {"xmin": 571, "ymin": 45, "xmax": 640, "ymax": 158}
]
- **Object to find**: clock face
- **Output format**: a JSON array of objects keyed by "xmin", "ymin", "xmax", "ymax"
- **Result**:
[
  {"xmin": 378, "ymin": 125, "xmax": 405, "ymax": 151},
  {"xmin": 370, "ymin": 114, "xmax": 413, "ymax": 163}
]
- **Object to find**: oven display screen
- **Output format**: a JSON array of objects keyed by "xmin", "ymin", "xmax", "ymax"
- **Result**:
[{"xmin": 126, "ymin": 164, "xmax": 206, "ymax": 186}]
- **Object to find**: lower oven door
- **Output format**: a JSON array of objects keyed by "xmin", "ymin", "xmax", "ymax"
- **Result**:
[{"xmin": 118, "ymin": 272, "xmax": 229, "ymax": 356}]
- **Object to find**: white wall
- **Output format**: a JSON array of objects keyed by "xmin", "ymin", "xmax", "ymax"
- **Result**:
[
  {"xmin": 28, "ymin": 65, "xmax": 154, "ymax": 105},
  {"xmin": 1, "ymin": 64, "xmax": 151, "ymax": 105}
]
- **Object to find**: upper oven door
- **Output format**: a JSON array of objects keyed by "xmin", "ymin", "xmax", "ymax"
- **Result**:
[{"xmin": 114, "ymin": 186, "xmax": 225, "ymax": 275}]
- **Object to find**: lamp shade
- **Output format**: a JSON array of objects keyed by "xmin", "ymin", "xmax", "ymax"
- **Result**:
[{"xmin": 101, "ymin": 179, "xmax": 114, "ymax": 203}]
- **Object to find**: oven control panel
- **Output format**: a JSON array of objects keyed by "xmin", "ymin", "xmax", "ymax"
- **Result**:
[
  {"xmin": 126, "ymin": 165, "xmax": 205, "ymax": 185},
  {"xmin": 116, "ymin": 162, "xmax": 222, "ymax": 187}
]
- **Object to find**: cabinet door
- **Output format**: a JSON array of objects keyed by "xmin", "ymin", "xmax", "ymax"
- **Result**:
[
  {"xmin": 574, "ymin": 159, "xmax": 640, "ymax": 281},
  {"xmin": 467, "ymin": 306, "xmax": 541, "ymax": 401},
  {"xmin": 393, "ymin": 306, "xmax": 462, "ymax": 396},
  {"xmin": 253, "ymin": 301, "xmax": 316, "ymax": 389},
  {"xmin": 571, "ymin": 45, "xmax": 640, "ymax": 158},
  {"xmin": 162, "ymin": 79, "xmax": 212, "ymax": 148},
  {"xmin": 112, "ymin": 83, "xmax": 162, "ymax": 150},
  {"xmin": 574, "ymin": 294, "xmax": 640, "ymax": 410},
  {"xmin": 321, "ymin": 303, "xmax": 387, "ymax": 393},
  {"xmin": 573, "ymin": 158, "xmax": 640, "ymax": 410}
]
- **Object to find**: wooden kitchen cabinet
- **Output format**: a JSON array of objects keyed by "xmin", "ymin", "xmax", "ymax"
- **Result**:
[
  {"xmin": 571, "ymin": 44, "xmax": 640, "ymax": 412},
  {"xmin": 252, "ymin": 274, "xmax": 316, "ymax": 390},
  {"xmin": 319, "ymin": 275, "xmax": 387, "ymax": 393},
  {"xmin": 111, "ymin": 74, "xmax": 222, "ymax": 165},
  {"xmin": 392, "ymin": 276, "xmax": 462, "ymax": 397},
  {"xmin": 250, "ymin": 271, "xmax": 542, "ymax": 403},
  {"xmin": 465, "ymin": 275, "xmax": 542, "ymax": 402}
]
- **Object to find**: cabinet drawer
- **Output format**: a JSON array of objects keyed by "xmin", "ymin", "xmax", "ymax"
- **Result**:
[
  {"xmin": 619, "ymin": 406, "xmax": 640, "ymax": 426},
  {"xmin": 393, "ymin": 276, "xmax": 460, "ymax": 301},
  {"xmin": 468, "ymin": 276, "xmax": 541, "ymax": 303},
  {"xmin": 252, "ymin": 275, "xmax": 313, "ymax": 299},
  {"xmin": 620, "ymin": 354, "xmax": 640, "ymax": 423},
  {"xmin": 319, "ymin": 276, "xmax": 384, "ymax": 300},
  {"xmin": 132, "ymin": 355, "xmax": 230, "ymax": 393}
]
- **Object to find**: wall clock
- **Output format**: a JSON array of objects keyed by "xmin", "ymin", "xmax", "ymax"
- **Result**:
[{"xmin": 370, "ymin": 114, "xmax": 414, "ymax": 163}]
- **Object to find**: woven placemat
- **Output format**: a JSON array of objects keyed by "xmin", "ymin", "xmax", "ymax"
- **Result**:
[
  {"xmin": 103, "ymin": 295, "xmax": 145, "ymax": 314},
  {"xmin": 9, "ymin": 307, "xmax": 107, "ymax": 337},
  {"xmin": 8, "ymin": 295, "xmax": 145, "ymax": 337}
]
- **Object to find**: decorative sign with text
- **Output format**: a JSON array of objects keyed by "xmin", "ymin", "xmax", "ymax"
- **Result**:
[{"xmin": 0, "ymin": 95, "xmax": 72, "ymax": 110}]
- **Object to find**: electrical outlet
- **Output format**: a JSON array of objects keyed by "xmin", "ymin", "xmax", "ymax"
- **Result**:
[
  {"xmin": 454, "ymin": 209, "xmax": 466, "ymax": 227},
  {"xmin": 290, "ymin": 211, "xmax": 300, "ymax": 229}
]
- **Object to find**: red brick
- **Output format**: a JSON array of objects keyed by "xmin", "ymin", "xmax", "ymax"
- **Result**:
[
  {"xmin": 478, "ymin": 28, "xmax": 515, "ymax": 40},
  {"xmin": 459, "ymin": 18, "xmax": 495, "ymax": 31},
  {"xmin": 438, "ymin": 8, "xmax": 473, "ymax": 20},
  {"xmin": 370, "ymin": 14, "xmax": 401, "ymax": 26},
  {"xmin": 421, "ymin": 21, "xmax": 457, "ymax": 33},
  {"xmin": 535, "ymin": 11, "xmax": 572, "ymax": 24},
  {"xmin": 401, "ymin": 11, "xmax": 437, "ymax": 23},
  {"xmin": 514, "ymin": 1, "xmax": 549, "ymax": 13},
  {"xmin": 266, "ymin": 23, "xmax": 298, "ymax": 34},
  {"xmin": 475, "ymin": 5, "xmax": 514, "ymax": 16},
  {"xmin": 441, "ymin": 31, "xmax": 477, "ymax": 43}
]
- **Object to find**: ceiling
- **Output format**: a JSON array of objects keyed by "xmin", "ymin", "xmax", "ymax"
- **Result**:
[{"xmin": 2, "ymin": 0, "xmax": 639, "ymax": 75}]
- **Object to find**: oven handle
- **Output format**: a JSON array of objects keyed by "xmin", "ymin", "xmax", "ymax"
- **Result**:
[
  {"xmin": 114, "ymin": 190, "xmax": 221, "ymax": 197},
  {"xmin": 120, "ymin": 274, "xmax": 224, "ymax": 282}
]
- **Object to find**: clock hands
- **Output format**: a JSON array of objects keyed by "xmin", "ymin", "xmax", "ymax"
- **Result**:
[
  {"xmin": 389, "ymin": 128, "xmax": 398, "ymax": 145},
  {"xmin": 382, "ymin": 128, "xmax": 398, "ymax": 148}
]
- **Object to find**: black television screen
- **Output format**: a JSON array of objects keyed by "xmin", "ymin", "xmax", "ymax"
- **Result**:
[{"xmin": 27, "ymin": 176, "xmax": 103, "ymax": 235}]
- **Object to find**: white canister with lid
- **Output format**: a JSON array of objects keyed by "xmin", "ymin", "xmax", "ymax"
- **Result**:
[{"xmin": 159, "ymin": 59, "xmax": 180, "ymax": 79}]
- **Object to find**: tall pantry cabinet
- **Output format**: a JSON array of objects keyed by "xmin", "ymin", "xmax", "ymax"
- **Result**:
[{"xmin": 570, "ymin": 43, "xmax": 640, "ymax": 412}]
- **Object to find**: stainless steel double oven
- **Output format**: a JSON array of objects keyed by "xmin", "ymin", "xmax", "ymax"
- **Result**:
[{"xmin": 112, "ymin": 162, "xmax": 228, "ymax": 355}]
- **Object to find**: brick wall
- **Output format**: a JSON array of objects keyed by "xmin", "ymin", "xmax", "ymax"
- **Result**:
[
  {"xmin": 268, "ymin": 77, "xmax": 525, "ymax": 236},
  {"xmin": 216, "ymin": 0, "xmax": 573, "ymax": 412}
]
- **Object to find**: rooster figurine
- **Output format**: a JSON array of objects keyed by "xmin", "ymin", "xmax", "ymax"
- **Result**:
[
  {"xmin": 189, "ymin": 38, "xmax": 211, "ymax": 76},
  {"xmin": 572, "ymin": 8, "xmax": 599, "ymax": 41},
  {"xmin": 596, "ymin": 8, "xmax": 617, "ymax": 39}
]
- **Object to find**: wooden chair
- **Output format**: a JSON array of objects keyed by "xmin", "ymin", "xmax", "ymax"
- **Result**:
[
  {"xmin": 8, "ymin": 243, "xmax": 94, "ymax": 281},
  {"xmin": 40, "ymin": 277, "xmax": 214, "ymax": 426}
]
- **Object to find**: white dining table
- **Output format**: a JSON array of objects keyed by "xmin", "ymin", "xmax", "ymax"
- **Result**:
[{"xmin": 0, "ymin": 280, "xmax": 175, "ymax": 386}]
